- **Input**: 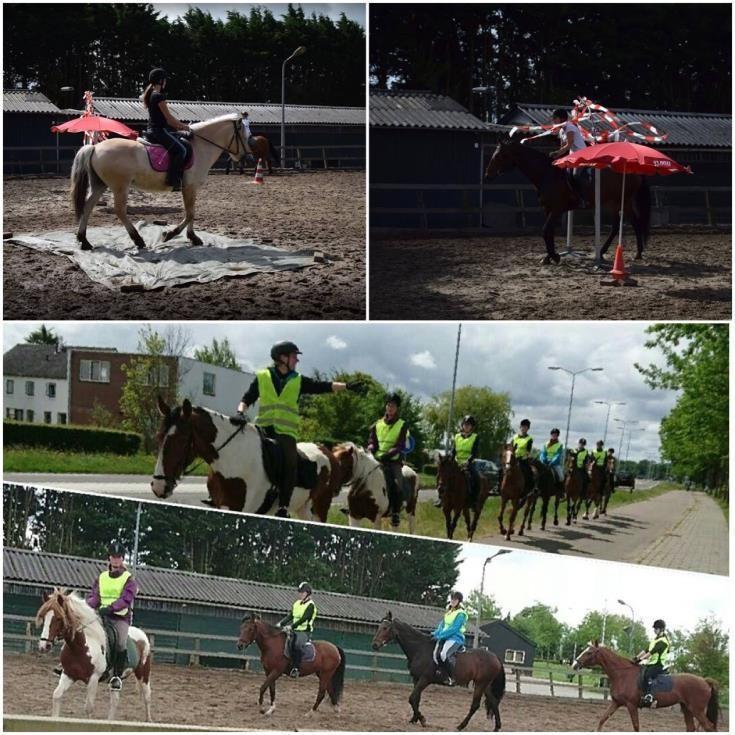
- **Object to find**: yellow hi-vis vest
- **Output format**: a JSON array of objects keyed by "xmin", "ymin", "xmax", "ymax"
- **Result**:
[
  {"xmin": 255, "ymin": 369, "xmax": 301, "ymax": 439},
  {"xmin": 99, "ymin": 570, "xmax": 132, "ymax": 617},
  {"xmin": 647, "ymin": 634, "xmax": 670, "ymax": 666},
  {"xmin": 576, "ymin": 449, "xmax": 589, "ymax": 468},
  {"xmin": 375, "ymin": 418, "xmax": 405, "ymax": 461},
  {"xmin": 292, "ymin": 599, "xmax": 316, "ymax": 632},
  {"xmin": 454, "ymin": 432, "xmax": 478, "ymax": 464},
  {"xmin": 512, "ymin": 433, "xmax": 532, "ymax": 459},
  {"xmin": 593, "ymin": 449, "xmax": 606, "ymax": 466},
  {"xmin": 443, "ymin": 607, "xmax": 467, "ymax": 634}
]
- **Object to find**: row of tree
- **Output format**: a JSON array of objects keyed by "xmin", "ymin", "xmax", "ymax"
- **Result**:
[{"xmin": 5, "ymin": 4, "xmax": 365, "ymax": 107}]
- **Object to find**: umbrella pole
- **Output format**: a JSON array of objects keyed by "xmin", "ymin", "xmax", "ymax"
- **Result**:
[
  {"xmin": 618, "ymin": 163, "xmax": 626, "ymax": 247},
  {"xmin": 593, "ymin": 168, "xmax": 602, "ymax": 265}
]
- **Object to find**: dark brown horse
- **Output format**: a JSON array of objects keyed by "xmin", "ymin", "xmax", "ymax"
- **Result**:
[
  {"xmin": 600, "ymin": 455, "xmax": 616, "ymax": 515},
  {"xmin": 585, "ymin": 462, "xmax": 606, "ymax": 520},
  {"xmin": 237, "ymin": 613, "xmax": 345, "ymax": 717},
  {"xmin": 525, "ymin": 460, "xmax": 563, "ymax": 530},
  {"xmin": 436, "ymin": 455, "xmax": 491, "ymax": 541},
  {"xmin": 371, "ymin": 612, "xmax": 505, "ymax": 731},
  {"xmin": 498, "ymin": 444, "xmax": 535, "ymax": 539},
  {"xmin": 564, "ymin": 450, "xmax": 586, "ymax": 525},
  {"xmin": 484, "ymin": 137, "xmax": 651, "ymax": 263},
  {"xmin": 573, "ymin": 641, "xmax": 719, "ymax": 731}
]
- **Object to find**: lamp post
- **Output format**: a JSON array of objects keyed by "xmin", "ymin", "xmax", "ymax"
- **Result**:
[
  {"xmin": 280, "ymin": 45, "xmax": 306, "ymax": 169},
  {"xmin": 473, "ymin": 549, "xmax": 512, "ymax": 648},
  {"xmin": 593, "ymin": 400, "xmax": 626, "ymax": 445},
  {"xmin": 625, "ymin": 427, "xmax": 646, "ymax": 463},
  {"xmin": 614, "ymin": 418, "xmax": 638, "ymax": 466},
  {"xmin": 617, "ymin": 598, "xmax": 636, "ymax": 654},
  {"xmin": 444, "ymin": 324, "xmax": 462, "ymax": 449},
  {"xmin": 547, "ymin": 366, "xmax": 604, "ymax": 450}
]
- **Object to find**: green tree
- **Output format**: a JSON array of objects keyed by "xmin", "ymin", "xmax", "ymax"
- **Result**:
[
  {"xmin": 464, "ymin": 590, "xmax": 502, "ymax": 624},
  {"xmin": 511, "ymin": 603, "xmax": 564, "ymax": 660},
  {"xmin": 25, "ymin": 324, "xmax": 60, "ymax": 346},
  {"xmin": 193, "ymin": 337, "xmax": 240, "ymax": 370},
  {"xmin": 673, "ymin": 616, "xmax": 728, "ymax": 684},
  {"xmin": 571, "ymin": 611, "xmax": 647, "ymax": 657}
]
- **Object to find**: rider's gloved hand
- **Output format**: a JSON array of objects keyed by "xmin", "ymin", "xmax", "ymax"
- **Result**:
[
  {"xmin": 229, "ymin": 411, "xmax": 248, "ymax": 426},
  {"xmin": 346, "ymin": 380, "xmax": 368, "ymax": 396},
  {"xmin": 98, "ymin": 606, "xmax": 112, "ymax": 617}
]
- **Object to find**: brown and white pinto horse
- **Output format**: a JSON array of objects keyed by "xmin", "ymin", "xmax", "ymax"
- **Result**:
[
  {"xmin": 237, "ymin": 613, "xmax": 345, "ymax": 717},
  {"xmin": 36, "ymin": 588, "xmax": 152, "ymax": 721},
  {"xmin": 152, "ymin": 398, "xmax": 338, "ymax": 520},
  {"xmin": 573, "ymin": 641, "xmax": 719, "ymax": 732}
]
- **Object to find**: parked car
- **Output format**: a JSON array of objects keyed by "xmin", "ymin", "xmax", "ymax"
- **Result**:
[
  {"xmin": 476, "ymin": 459, "xmax": 500, "ymax": 494},
  {"xmin": 616, "ymin": 472, "xmax": 636, "ymax": 490}
]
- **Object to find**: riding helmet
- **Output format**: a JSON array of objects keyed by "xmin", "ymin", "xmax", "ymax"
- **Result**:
[
  {"xmin": 578, "ymin": 438, "xmax": 587, "ymax": 445},
  {"xmin": 608, "ymin": 448, "xmax": 615, "ymax": 454},
  {"xmin": 653, "ymin": 619, "xmax": 666, "ymax": 630},
  {"xmin": 108, "ymin": 541, "xmax": 126, "ymax": 558},
  {"xmin": 461, "ymin": 415, "xmax": 476, "ymax": 427},
  {"xmin": 597, "ymin": 440, "xmax": 604, "ymax": 446},
  {"xmin": 149, "ymin": 68, "xmax": 168, "ymax": 85},
  {"xmin": 450, "ymin": 591, "xmax": 464, "ymax": 603},
  {"xmin": 384, "ymin": 392, "xmax": 402, "ymax": 407},
  {"xmin": 550, "ymin": 428, "xmax": 560, "ymax": 435},
  {"xmin": 520, "ymin": 419, "xmax": 531, "ymax": 428},
  {"xmin": 298, "ymin": 582, "xmax": 312, "ymax": 595},
  {"xmin": 271, "ymin": 341, "xmax": 302, "ymax": 361}
]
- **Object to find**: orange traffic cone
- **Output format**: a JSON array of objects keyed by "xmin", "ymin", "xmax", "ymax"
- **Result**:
[
  {"xmin": 600, "ymin": 242, "xmax": 638, "ymax": 287},
  {"xmin": 250, "ymin": 158, "xmax": 264, "ymax": 185}
]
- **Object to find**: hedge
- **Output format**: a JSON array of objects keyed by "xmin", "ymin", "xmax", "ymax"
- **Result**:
[
  {"xmin": 4, "ymin": 421, "xmax": 142, "ymax": 455},
  {"xmin": 423, "ymin": 464, "xmax": 438, "ymax": 476}
]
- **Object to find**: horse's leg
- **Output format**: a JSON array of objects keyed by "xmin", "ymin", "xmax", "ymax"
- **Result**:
[
  {"xmin": 108, "ymin": 687, "xmax": 121, "ymax": 721},
  {"xmin": 599, "ymin": 220, "xmax": 618, "ymax": 258},
  {"xmin": 680, "ymin": 704, "xmax": 695, "ymax": 732},
  {"xmin": 462, "ymin": 504, "xmax": 472, "ymax": 540},
  {"xmin": 629, "ymin": 209, "xmax": 644, "ymax": 260},
  {"xmin": 484, "ymin": 682, "xmax": 502, "ymax": 732},
  {"xmin": 139, "ymin": 674, "xmax": 153, "ymax": 722},
  {"xmin": 444, "ymin": 509, "xmax": 453, "ymax": 540},
  {"xmin": 507, "ymin": 502, "xmax": 519, "ymax": 539},
  {"xmin": 111, "ymin": 186, "xmax": 147, "ymax": 250},
  {"xmin": 624, "ymin": 701, "xmax": 640, "ymax": 731},
  {"xmin": 540, "ymin": 493, "xmax": 550, "ymax": 530},
  {"xmin": 407, "ymin": 511, "xmax": 416, "ymax": 535},
  {"xmin": 407, "ymin": 676, "xmax": 431, "ymax": 727},
  {"xmin": 541, "ymin": 212, "xmax": 561, "ymax": 264},
  {"xmin": 84, "ymin": 674, "xmax": 100, "ymax": 718},
  {"xmin": 161, "ymin": 184, "xmax": 201, "ymax": 246},
  {"xmin": 692, "ymin": 704, "xmax": 716, "ymax": 731},
  {"xmin": 259, "ymin": 669, "xmax": 280, "ymax": 715},
  {"xmin": 309, "ymin": 672, "xmax": 330, "ymax": 713},
  {"xmin": 76, "ymin": 178, "xmax": 107, "ymax": 251},
  {"xmin": 51, "ymin": 672, "xmax": 75, "ymax": 717},
  {"xmin": 595, "ymin": 700, "xmax": 620, "ymax": 731},
  {"xmin": 498, "ymin": 497, "xmax": 508, "ymax": 536},
  {"xmin": 566, "ymin": 492, "xmax": 572, "ymax": 525},
  {"xmin": 518, "ymin": 499, "xmax": 531, "ymax": 536},
  {"xmin": 457, "ymin": 677, "xmax": 486, "ymax": 731}
]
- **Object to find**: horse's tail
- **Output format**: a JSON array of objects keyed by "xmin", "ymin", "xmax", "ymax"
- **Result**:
[
  {"xmin": 705, "ymin": 678, "xmax": 719, "ymax": 729},
  {"xmin": 70, "ymin": 144, "xmax": 97, "ymax": 220},
  {"xmin": 328, "ymin": 646, "xmax": 347, "ymax": 705},
  {"xmin": 635, "ymin": 176, "xmax": 651, "ymax": 244},
  {"xmin": 491, "ymin": 660, "xmax": 506, "ymax": 703}
]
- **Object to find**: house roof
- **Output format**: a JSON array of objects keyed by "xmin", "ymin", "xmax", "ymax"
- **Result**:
[
  {"xmin": 73, "ymin": 98, "xmax": 365, "ymax": 126},
  {"xmin": 3, "ymin": 344, "xmax": 68, "ymax": 379},
  {"xmin": 3, "ymin": 89, "xmax": 62, "ymax": 114},
  {"xmin": 370, "ymin": 89, "xmax": 487, "ymax": 132},
  {"xmin": 481, "ymin": 618, "xmax": 537, "ymax": 649},
  {"xmin": 4, "ymin": 547, "xmax": 445, "ymax": 628},
  {"xmin": 502, "ymin": 103, "xmax": 731, "ymax": 149}
]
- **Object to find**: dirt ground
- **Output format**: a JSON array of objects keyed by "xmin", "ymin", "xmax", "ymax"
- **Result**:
[
  {"xmin": 5, "ymin": 653, "xmax": 717, "ymax": 732},
  {"xmin": 3, "ymin": 171, "xmax": 365, "ymax": 320},
  {"xmin": 369, "ymin": 229, "xmax": 731, "ymax": 320}
]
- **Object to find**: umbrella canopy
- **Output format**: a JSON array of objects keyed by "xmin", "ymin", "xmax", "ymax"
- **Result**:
[
  {"xmin": 51, "ymin": 115, "xmax": 138, "ymax": 139},
  {"xmin": 552, "ymin": 141, "xmax": 691, "ymax": 176}
]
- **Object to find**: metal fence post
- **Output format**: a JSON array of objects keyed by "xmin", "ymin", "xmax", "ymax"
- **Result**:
[
  {"xmin": 548, "ymin": 671, "xmax": 554, "ymax": 696},
  {"xmin": 578, "ymin": 674, "xmax": 584, "ymax": 699},
  {"xmin": 515, "ymin": 668, "xmax": 521, "ymax": 694}
]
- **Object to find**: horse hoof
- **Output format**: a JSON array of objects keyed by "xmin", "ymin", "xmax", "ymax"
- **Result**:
[
  {"xmin": 79, "ymin": 240, "xmax": 93, "ymax": 251},
  {"xmin": 518, "ymin": 529, "xmax": 524, "ymax": 536},
  {"xmin": 162, "ymin": 230, "xmax": 175, "ymax": 243},
  {"xmin": 189, "ymin": 235, "xmax": 203, "ymax": 247},
  {"xmin": 553, "ymin": 519, "xmax": 559, "ymax": 526}
]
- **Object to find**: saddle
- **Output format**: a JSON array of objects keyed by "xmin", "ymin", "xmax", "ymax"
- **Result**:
[
  {"xmin": 637, "ymin": 667, "xmax": 673, "ymax": 694},
  {"xmin": 100, "ymin": 619, "xmax": 139, "ymax": 680},
  {"xmin": 139, "ymin": 133, "xmax": 195, "ymax": 173},
  {"xmin": 283, "ymin": 633, "xmax": 316, "ymax": 663},
  {"xmin": 257, "ymin": 426, "xmax": 320, "ymax": 492}
]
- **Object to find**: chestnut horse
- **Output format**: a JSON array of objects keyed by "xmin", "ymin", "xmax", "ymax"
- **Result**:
[
  {"xmin": 36, "ymin": 588, "xmax": 152, "ymax": 721},
  {"xmin": 498, "ymin": 444, "xmax": 535, "ymax": 540},
  {"xmin": 70, "ymin": 113, "xmax": 251, "ymax": 250},
  {"xmin": 484, "ymin": 137, "xmax": 650, "ymax": 263},
  {"xmin": 371, "ymin": 612, "xmax": 505, "ymax": 731},
  {"xmin": 237, "ymin": 613, "xmax": 345, "ymax": 717},
  {"xmin": 436, "ymin": 454, "xmax": 490, "ymax": 541},
  {"xmin": 573, "ymin": 641, "xmax": 719, "ymax": 732},
  {"xmin": 584, "ymin": 461, "xmax": 606, "ymax": 520},
  {"xmin": 564, "ymin": 451, "xmax": 586, "ymax": 525}
]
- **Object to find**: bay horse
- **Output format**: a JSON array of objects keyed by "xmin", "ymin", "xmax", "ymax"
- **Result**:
[
  {"xmin": 600, "ymin": 455, "xmax": 616, "ymax": 515},
  {"xmin": 371, "ymin": 612, "xmax": 505, "ymax": 731},
  {"xmin": 573, "ymin": 641, "xmax": 719, "ymax": 732},
  {"xmin": 525, "ymin": 460, "xmax": 563, "ymax": 530},
  {"xmin": 36, "ymin": 588, "xmax": 152, "ymax": 721},
  {"xmin": 70, "ymin": 113, "xmax": 251, "ymax": 251},
  {"xmin": 331, "ymin": 442, "xmax": 419, "ymax": 533},
  {"xmin": 484, "ymin": 137, "xmax": 651, "ymax": 263},
  {"xmin": 498, "ymin": 443, "xmax": 535, "ymax": 540},
  {"xmin": 584, "ymin": 461, "xmax": 606, "ymax": 520},
  {"xmin": 436, "ymin": 454, "xmax": 490, "ymax": 541},
  {"xmin": 152, "ymin": 398, "xmax": 338, "ymax": 521},
  {"xmin": 237, "ymin": 613, "xmax": 345, "ymax": 717},
  {"xmin": 564, "ymin": 450, "xmax": 586, "ymax": 525},
  {"xmin": 250, "ymin": 136, "xmax": 277, "ymax": 174}
]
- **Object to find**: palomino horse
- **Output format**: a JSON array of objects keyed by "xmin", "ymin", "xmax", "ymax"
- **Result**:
[
  {"xmin": 573, "ymin": 641, "xmax": 719, "ymax": 732},
  {"xmin": 36, "ymin": 588, "xmax": 152, "ymax": 721},
  {"xmin": 152, "ymin": 398, "xmax": 338, "ymax": 521},
  {"xmin": 70, "ymin": 113, "xmax": 251, "ymax": 251},
  {"xmin": 564, "ymin": 451, "xmax": 587, "ymax": 525},
  {"xmin": 498, "ymin": 443, "xmax": 536, "ymax": 540},
  {"xmin": 525, "ymin": 460, "xmax": 563, "ymax": 530},
  {"xmin": 436, "ymin": 454, "xmax": 490, "ymax": 541},
  {"xmin": 371, "ymin": 612, "xmax": 505, "ymax": 731},
  {"xmin": 331, "ymin": 443, "xmax": 419, "ymax": 532},
  {"xmin": 484, "ymin": 137, "xmax": 651, "ymax": 263},
  {"xmin": 237, "ymin": 613, "xmax": 345, "ymax": 717}
]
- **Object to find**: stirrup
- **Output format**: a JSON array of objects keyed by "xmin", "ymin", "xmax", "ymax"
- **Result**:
[
  {"xmin": 289, "ymin": 667, "xmax": 300, "ymax": 678},
  {"xmin": 109, "ymin": 676, "xmax": 122, "ymax": 691}
]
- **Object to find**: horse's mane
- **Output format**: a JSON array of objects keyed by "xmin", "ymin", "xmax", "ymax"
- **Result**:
[
  {"xmin": 392, "ymin": 617, "xmax": 433, "ymax": 648},
  {"xmin": 589, "ymin": 643, "xmax": 638, "ymax": 670},
  {"xmin": 191, "ymin": 113, "xmax": 240, "ymax": 130},
  {"xmin": 507, "ymin": 137, "xmax": 554, "ymax": 165},
  {"xmin": 36, "ymin": 587, "xmax": 102, "ymax": 642}
]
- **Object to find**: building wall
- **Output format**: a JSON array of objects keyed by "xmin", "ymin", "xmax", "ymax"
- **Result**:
[
  {"xmin": 481, "ymin": 622, "xmax": 535, "ymax": 668},
  {"xmin": 3, "ymin": 374, "xmax": 70, "ymax": 425},
  {"xmin": 178, "ymin": 358, "xmax": 254, "ymax": 416}
]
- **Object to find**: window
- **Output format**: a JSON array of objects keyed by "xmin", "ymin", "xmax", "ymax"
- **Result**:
[
  {"xmin": 58, "ymin": 413, "xmax": 67, "ymax": 425},
  {"xmin": 26, "ymin": 410, "xmax": 35, "ymax": 423},
  {"xmin": 47, "ymin": 383, "xmax": 56, "ymax": 398},
  {"xmin": 80, "ymin": 359, "xmax": 111, "ymax": 383},
  {"xmin": 504, "ymin": 649, "xmax": 526, "ymax": 665},
  {"xmin": 44, "ymin": 412, "xmax": 52, "ymax": 424},
  {"xmin": 203, "ymin": 372, "xmax": 216, "ymax": 396},
  {"xmin": 144, "ymin": 364, "xmax": 169, "ymax": 387},
  {"xmin": 5, "ymin": 408, "xmax": 12, "ymax": 419},
  {"xmin": 25, "ymin": 381, "xmax": 34, "ymax": 396},
  {"xmin": 6, "ymin": 379, "xmax": 14, "ymax": 395},
  {"xmin": 14, "ymin": 409, "xmax": 24, "ymax": 421}
]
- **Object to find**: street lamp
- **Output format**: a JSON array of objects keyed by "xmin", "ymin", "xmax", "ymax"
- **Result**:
[
  {"xmin": 614, "ymin": 418, "xmax": 638, "ymax": 465},
  {"xmin": 625, "ymin": 427, "xmax": 646, "ymax": 464},
  {"xmin": 280, "ymin": 45, "xmax": 306, "ymax": 169},
  {"xmin": 547, "ymin": 366, "xmax": 604, "ymax": 450},
  {"xmin": 473, "ymin": 549, "xmax": 512, "ymax": 648},
  {"xmin": 617, "ymin": 598, "xmax": 635, "ymax": 654},
  {"xmin": 593, "ymin": 400, "xmax": 626, "ymax": 445}
]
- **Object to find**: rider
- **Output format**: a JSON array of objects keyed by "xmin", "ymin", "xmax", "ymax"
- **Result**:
[
  {"xmin": 549, "ymin": 107, "xmax": 588, "ymax": 207},
  {"xmin": 367, "ymin": 393, "xmax": 408, "ymax": 527},
  {"xmin": 231, "ymin": 342, "xmax": 366, "ymax": 519},
  {"xmin": 511, "ymin": 419, "xmax": 536, "ymax": 499},
  {"xmin": 434, "ymin": 415, "xmax": 480, "ymax": 507},
  {"xmin": 575, "ymin": 438, "xmax": 591, "ymax": 497},
  {"xmin": 431, "ymin": 591, "xmax": 468, "ymax": 687},
  {"xmin": 539, "ymin": 428, "xmax": 564, "ymax": 485},
  {"xmin": 634, "ymin": 619, "xmax": 670, "ymax": 708},
  {"xmin": 606, "ymin": 448, "xmax": 617, "ymax": 489},
  {"xmin": 142, "ymin": 68, "xmax": 191, "ymax": 191},
  {"xmin": 85, "ymin": 542, "xmax": 138, "ymax": 691},
  {"xmin": 592, "ymin": 440, "xmax": 606, "ymax": 484},
  {"xmin": 278, "ymin": 582, "xmax": 317, "ymax": 678}
]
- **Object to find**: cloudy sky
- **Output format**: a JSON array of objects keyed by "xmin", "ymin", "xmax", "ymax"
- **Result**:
[
  {"xmin": 152, "ymin": 3, "xmax": 365, "ymax": 25},
  {"xmin": 456, "ymin": 543, "xmax": 729, "ymax": 635},
  {"xmin": 4, "ymin": 321, "xmax": 683, "ymax": 460}
]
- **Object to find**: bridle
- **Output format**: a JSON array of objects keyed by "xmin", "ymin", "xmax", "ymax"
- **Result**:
[{"xmin": 190, "ymin": 120, "xmax": 249, "ymax": 161}]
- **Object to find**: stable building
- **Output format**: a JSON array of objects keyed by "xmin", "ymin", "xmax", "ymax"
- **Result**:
[{"xmin": 479, "ymin": 619, "xmax": 537, "ymax": 670}]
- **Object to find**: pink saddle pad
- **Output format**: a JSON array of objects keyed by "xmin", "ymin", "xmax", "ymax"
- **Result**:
[{"xmin": 145, "ymin": 144, "xmax": 194, "ymax": 173}]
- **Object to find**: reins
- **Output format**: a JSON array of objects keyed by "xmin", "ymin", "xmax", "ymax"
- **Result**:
[
  {"xmin": 182, "ymin": 423, "xmax": 245, "ymax": 477},
  {"xmin": 189, "ymin": 120, "xmax": 248, "ymax": 160}
]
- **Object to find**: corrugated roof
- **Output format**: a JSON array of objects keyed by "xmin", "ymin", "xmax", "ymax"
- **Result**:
[
  {"xmin": 504, "ymin": 103, "xmax": 731, "ymax": 149},
  {"xmin": 4, "ymin": 548, "xmax": 444, "ymax": 628},
  {"xmin": 80, "ymin": 98, "xmax": 365, "ymax": 126},
  {"xmin": 3, "ymin": 344, "xmax": 68, "ymax": 379},
  {"xmin": 3, "ymin": 89, "xmax": 62, "ymax": 114},
  {"xmin": 370, "ymin": 89, "xmax": 487, "ymax": 132}
]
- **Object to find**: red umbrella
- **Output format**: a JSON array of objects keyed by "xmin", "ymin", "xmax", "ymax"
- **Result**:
[{"xmin": 51, "ymin": 115, "xmax": 138, "ymax": 139}]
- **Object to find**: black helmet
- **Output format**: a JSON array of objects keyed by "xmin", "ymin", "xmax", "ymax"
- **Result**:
[
  {"xmin": 608, "ymin": 448, "xmax": 615, "ymax": 454},
  {"xmin": 108, "ymin": 541, "xmax": 126, "ymax": 558},
  {"xmin": 450, "ymin": 590, "xmax": 464, "ymax": 603},
  {"xmin": 653, "ymin": 619, "xmax": 666, "ymax": 629},
  {"xmin": 578, "ymin": 438, "xmax": 587, "ymax": 445},
  {"xmin": 520, "ymin": 418, "xmax": 531, "ymax": 428},
  {"xmin": 271, "ymin": 341, "xmax": 302, "ymax": 361},
  {"xmin": 550, "ymin": 428, "xmax": 560, "ymax": 435},
  {"xmin": 597, "ymin": 440, "xmax": 604, "ymax": 446},
  {"xmin": 384, "ymin": 392, "xmax": 401, "ymax": 407},
  {"xmin": 461, "ymin": 415, "xmax": 476, "ymax": 427},
  {"xmin": 149, "ymin": 68, "xmax": 167, "ymax": 85},
  {"xmin": 298, "ymin": 582, "xmax": 312, "ymax": 595}
]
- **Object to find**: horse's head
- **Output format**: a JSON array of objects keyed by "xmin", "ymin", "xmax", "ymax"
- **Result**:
[
  {"xmin": 237, "ymin": 612, "xmax": 261, "ymax": 650},
  {"xmin": 572, "ymin": 640, "xmax": 602, "ymax": 670},
  {"xmin": 565, "ymin": 449, "xmax": 577, "ymax": 473},
  {"xmin": 371, "ymin": 611, "xmax": 396, "ymax": 651},
  {"xmin": 192, "ymin": 113, "xmax": 250, "ymax": 164},
  {"xmin": 485, "ymin": 137, "xmax": 522, "ymax": 180},
  {"xmin": 151, "ymin": 397, "xmax": 199, "ymax": 498},
  {"xmin": 36, "ymin": 588, "xmax": 74, "ymax": 652},
  {"xmin": 436, "ymin": 453, "xmax": 455, "ymax": 491},
  {"xmin": 500, "ymin": 443, "xmax": 517, "ymax": 472},
  {"xmin": 332, "ymin": 443, "xmax": 357, "ymax": 484}
]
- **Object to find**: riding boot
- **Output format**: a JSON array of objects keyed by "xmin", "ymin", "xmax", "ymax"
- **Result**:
[
  {"xmin": 289, "ymin": 647, "xmax": 301, "ymax": 678},
  {"xmin": 166, "ymin": 158, "xmax": 184, "ymax": 192},
  {"xmin": 275, "ymin": 506, "xmax": 290, "ymax": 519},
  {"xmin": 109, "ymin": 649, "xmax": 126, "ymax": 691}
]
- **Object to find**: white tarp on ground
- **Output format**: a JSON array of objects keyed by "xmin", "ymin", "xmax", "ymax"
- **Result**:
[{"xmin": 6, "ymin": 222, "xmax": 322, "ymax": 291}]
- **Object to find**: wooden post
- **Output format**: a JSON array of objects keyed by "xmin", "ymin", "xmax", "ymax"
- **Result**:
[
  {"xmin": 190, "ymin": 637, "xmax": 200, "ymax": 666},
  {"xmin": 548, "ymin": 671, "xmax": 555, "ymax": 696},
  {"xmin": 515, "ymin": 668, "xmax": 521, "ymax": 694},
  {"xmin": 578, "ymin": 674, "xmax": 584, "ymax": 699},
  {"xmin": 25, "ymin": 622, "xmax": 32, "ymax": 654},
  {"xmin": 704, "ymin": 190, "xmax": 714, "ymax": 226}
]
